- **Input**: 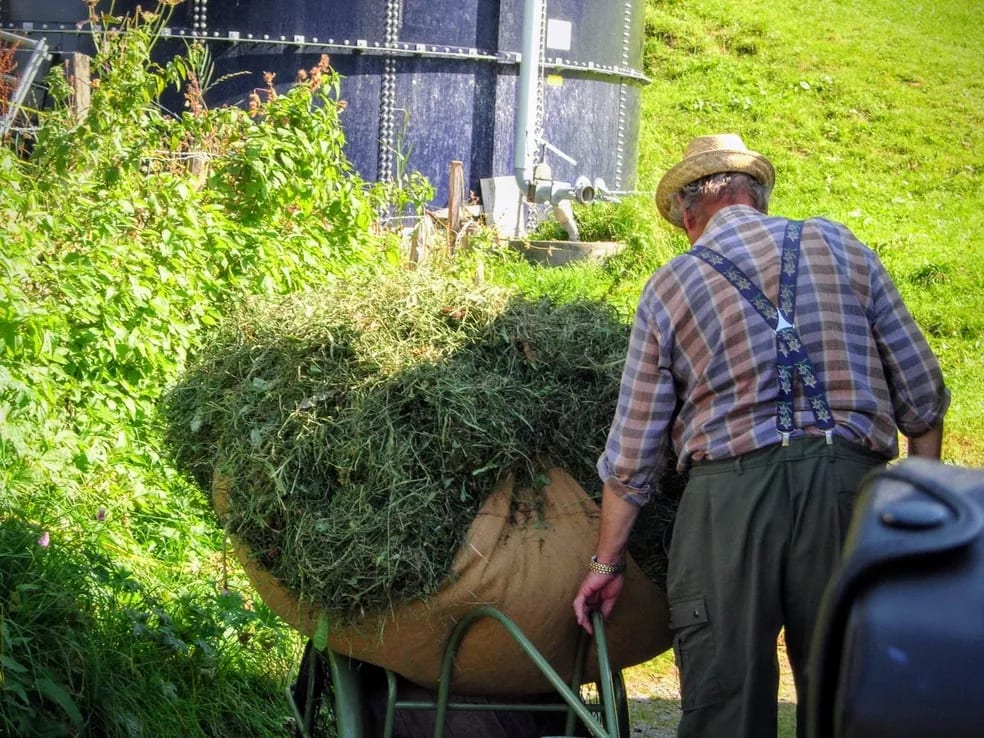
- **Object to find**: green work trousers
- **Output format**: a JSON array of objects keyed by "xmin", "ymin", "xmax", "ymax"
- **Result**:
[{"xmin": 667, "ymin": 437, "xmax": 887, "ymax": 738}]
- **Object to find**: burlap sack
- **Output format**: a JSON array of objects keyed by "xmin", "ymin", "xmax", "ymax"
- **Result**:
[{"xmin": 214, "ymin": 467, "xmax": 671, "ymax": 695}]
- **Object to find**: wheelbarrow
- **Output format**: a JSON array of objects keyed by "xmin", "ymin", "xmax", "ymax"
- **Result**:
[{"xmin": 288, "ymin": 605, "xmax": 631, "ymax": 738}]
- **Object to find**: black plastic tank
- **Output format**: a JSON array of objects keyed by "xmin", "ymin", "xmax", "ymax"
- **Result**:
[{"xmin": 3, "ymin": 0, "xmax": 647, "ymax": 208}]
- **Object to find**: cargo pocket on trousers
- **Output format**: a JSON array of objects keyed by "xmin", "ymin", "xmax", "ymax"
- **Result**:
[
  {"xmin": 669, "ymin": 596, "xmax": 725, "ymax": 712},
  {"xmin": 835, "ymin": 456, "xmax": 883, "ymax": 534}
]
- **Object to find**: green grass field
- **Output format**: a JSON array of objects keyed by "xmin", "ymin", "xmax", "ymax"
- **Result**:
[
  {"xmin": 637, "ymin": 0, "xmax": 983, "ymax": 467},
  {"xmin": 623, "ymin": 0, "xmax": 983, "ymax": 733}
]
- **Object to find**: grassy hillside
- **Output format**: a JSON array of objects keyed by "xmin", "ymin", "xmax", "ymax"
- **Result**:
[
  {"xmin": 623, "ymin": 0, "xmax": 984, "ymax": 734},
  {"xmin": 636, "ymin": 0, "xmax": 983, "ymax": 466}
]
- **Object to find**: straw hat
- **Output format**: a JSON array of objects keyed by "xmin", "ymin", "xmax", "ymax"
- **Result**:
[{"xmin": 655, "ymin": 134, "xmax": 775, "ymax": 227}]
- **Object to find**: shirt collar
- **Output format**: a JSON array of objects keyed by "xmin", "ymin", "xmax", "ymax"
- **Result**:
[{"xmin": 701, "ymin": 204, "xmax": 761, "ymax": 240}]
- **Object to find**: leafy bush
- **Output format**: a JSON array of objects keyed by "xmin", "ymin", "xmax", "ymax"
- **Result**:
[{"xmin": 0, "ymin": 2, "xmax": 397, "ymax": 734}]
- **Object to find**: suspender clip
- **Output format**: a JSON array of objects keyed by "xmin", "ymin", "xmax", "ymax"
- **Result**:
[
  {"xmin": 824, "ymin": 428, "xmax": 834, "ymax": 446},
  {"xmin": 780, "ymin": 431, "xmax": 791, "ymax": 447}
]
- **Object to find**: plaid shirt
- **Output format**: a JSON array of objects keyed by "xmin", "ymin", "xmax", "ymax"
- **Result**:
[{"xmin": 599, "ymin": 205, "xmax": 950, "ymax": 505}]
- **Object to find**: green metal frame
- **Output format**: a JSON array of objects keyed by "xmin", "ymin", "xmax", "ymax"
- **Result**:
[{"xmin": 313, "ymin": 606, "xmax": 629, "ymax": 738}]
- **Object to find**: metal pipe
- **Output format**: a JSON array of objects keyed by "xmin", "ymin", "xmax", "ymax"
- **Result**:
[
  {"xmin": 512, "ymin": 0, "xmax": 604, "ymax": 216},
  {"xmin": 0, "ymin": 31, "xmax": 48, "ymax": 137},
  {"xmin": 433, "ymin": 606, "xmax": 615, "ymax": 738},
  {"xmin": 513, "ymin": 0, "xmax": 542, "ymax": 195}
]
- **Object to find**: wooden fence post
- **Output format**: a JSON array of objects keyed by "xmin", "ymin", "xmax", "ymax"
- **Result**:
[
  {"xmin": 68, "ymin": 52, "xmax": 91, "ymax": 122},
  {"xmin": 447, "ymin": 160, "xmax": 464, "ymax": 254}
]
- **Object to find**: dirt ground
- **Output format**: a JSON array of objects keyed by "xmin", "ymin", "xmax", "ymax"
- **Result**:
[{"xmin": 621, "ymin": 652, "xmax": 683, "ymax": 738}]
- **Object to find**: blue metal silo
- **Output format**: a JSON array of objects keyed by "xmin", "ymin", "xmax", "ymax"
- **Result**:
[{"xmin": 3, "ymin": 0, "xmax": 647, "ymax": 220}]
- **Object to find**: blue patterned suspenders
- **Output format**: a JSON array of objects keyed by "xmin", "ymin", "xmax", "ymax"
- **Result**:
[{"xmin": 691, "ymin": 220, "xmax": 835, "ymax": 446}]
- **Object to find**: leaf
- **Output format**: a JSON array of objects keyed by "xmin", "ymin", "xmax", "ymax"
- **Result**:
[
  {"xmin": 4, "ymin": 678, "xmax": 29, "ymax": 706},
  {"xmin": 1, "ymin": 654, "xmax": 29, "ymax": 674},
  {"xmin": 36, "ymin": 676, "xmax": 84, "ymax": 728}
]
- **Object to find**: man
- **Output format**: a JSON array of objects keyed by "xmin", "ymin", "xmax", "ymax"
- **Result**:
[{"xmin": 573, "ymin": 134, "xmax": 949, "ymax": 737}]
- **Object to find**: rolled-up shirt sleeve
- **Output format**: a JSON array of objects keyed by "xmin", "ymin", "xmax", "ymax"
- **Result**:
[
  {"xmin": 597, "ymin": 293, "xmax": 678, "ymax": 506},
  {"xmin": 867, "ymin": 252, "xmax": 950, "ymax": 436}
]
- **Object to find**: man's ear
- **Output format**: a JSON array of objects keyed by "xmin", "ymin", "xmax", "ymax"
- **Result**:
[{"xmin": 679, "ymin": 198, "xmax": 700, "ymax": 244}]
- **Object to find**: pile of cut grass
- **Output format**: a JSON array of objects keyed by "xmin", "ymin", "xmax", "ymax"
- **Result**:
[{"xmin": 161, "ymin": 269, "xmax": 677, "ymax": 621}]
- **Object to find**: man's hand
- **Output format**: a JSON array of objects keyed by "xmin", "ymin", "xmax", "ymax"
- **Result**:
[
  {"xmin": 572, "ymin": 479, "xmax": 642, "ymax": 633},
  {"xmin": 573, "ymin": 570, "xmax": 626, "ymax": 635}
]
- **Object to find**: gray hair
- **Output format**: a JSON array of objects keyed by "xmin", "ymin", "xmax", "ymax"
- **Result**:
[{"xmin": 678, "ymin": 172, "xmax": 771, "ymax": 220}]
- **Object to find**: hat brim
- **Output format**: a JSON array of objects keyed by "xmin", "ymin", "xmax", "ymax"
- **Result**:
[{"xmin": 655, "ymin": 150, "xmax": 775, "ymax": 227}]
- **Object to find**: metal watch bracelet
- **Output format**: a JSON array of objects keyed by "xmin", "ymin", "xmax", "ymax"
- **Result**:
[{"xmin": 589, "ymin": 555, "xmax": 626, "ymax": 576}]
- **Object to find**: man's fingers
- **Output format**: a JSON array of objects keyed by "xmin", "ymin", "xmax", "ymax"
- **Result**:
[
  {"xmin": 573, "ymin": 591, "xmax": 596, "ymax": 634},
  {"xmin": 600, "ymin": 597, "xmax": 618, "ymax": 620},
  {"xmin": 575, "ymin": 606, "xmax": 595, "ymax": 635}
]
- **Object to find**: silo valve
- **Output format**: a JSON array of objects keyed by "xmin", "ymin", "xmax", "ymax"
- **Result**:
[
  {"xmin": 573, "ymin": 176, "xmax": 595, "ymax": 204},
  {"xmin": 549, "ymin": 175, "xmax": 598, "ymax": 205}
]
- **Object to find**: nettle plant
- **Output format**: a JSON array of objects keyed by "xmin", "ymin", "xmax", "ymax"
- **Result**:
[
  {"xmin": 1, "ymin": 2, "xmax": 427, "ymax": 733},
  {"xmin": 20, "ymin": 2, "xmax": 396, "ymax": 446},
  {"xmin": 5, "ymin": 6, "xmax": 400, "ymax": 537}
]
